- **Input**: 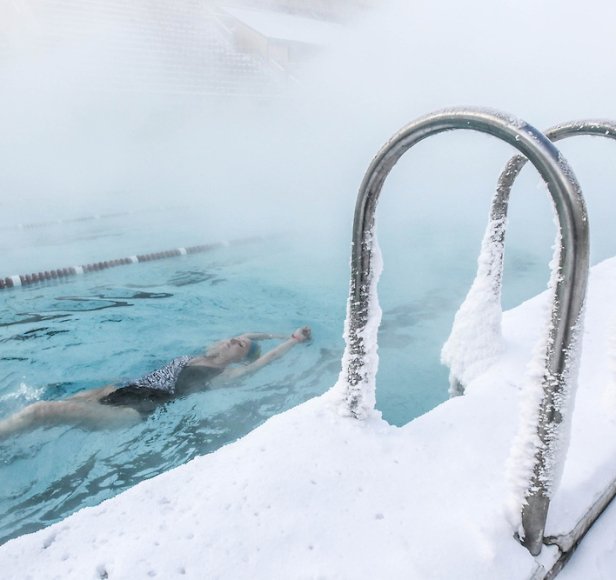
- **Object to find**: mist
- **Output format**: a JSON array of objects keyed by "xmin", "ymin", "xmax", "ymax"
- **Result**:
[{"xmin": 1, "ymin": 0, "xmax": 615, "ymax": 283}]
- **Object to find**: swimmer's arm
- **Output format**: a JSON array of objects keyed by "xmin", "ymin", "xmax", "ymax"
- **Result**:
[
  {"xmin": 240, "ymin": 332, "xmax": 288, "ymax": 341},
  {"xmin": 222, "ymin": 327, "xmax": 311, "ymax": 381}
]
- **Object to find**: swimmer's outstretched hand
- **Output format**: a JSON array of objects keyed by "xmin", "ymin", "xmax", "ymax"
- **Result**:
[{"xmin": 291, "ymin": 326, "xmax": 311, "ymax": 343}]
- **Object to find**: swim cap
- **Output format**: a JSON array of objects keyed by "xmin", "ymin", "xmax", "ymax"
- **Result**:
[{"xmin": 245, "ymin": 340, "xmax": 261, "ymax": 362}]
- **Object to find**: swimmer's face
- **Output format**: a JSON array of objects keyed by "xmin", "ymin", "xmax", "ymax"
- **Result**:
[{"xmin": 207, "ymin": 336, "xmax": 252, "ymax": 364}]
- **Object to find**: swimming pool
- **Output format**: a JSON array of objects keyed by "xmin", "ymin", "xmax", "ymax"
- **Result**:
[
  {"xmin": 0, "ymin": 236, "xmax": 331, "ymax": 543},
  {"xmin": 0, "ymin": 198, "xmax": 564, "ymax": 546}
]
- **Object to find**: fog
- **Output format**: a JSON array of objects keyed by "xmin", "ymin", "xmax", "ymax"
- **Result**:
[
  {"xmin": 3, "ymin": 0, "xmax": 616, "ymax": 542},
  {"xmin": 1, "ymin": 0, "xmax": 615, "ymax": 284}
]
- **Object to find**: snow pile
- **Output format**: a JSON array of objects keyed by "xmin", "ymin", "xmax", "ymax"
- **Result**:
[
  {"xmin": 441, "ymin": 216, "xmax": 505, "ymax": 395},
  {"xmin": 1, "ymin": 259, "xmax": 616, "ymax": 579},
  {"xmin": 558, "ymin": 495, "xmax": 616, "ymax": 579},
  {"xmin": 605, "ymin": 308, "xmax": 616, "ymax": 413}
]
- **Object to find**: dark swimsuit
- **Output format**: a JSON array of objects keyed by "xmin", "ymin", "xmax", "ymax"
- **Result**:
[{"xmin": 100, "ymin": 356, "xmax": 223, "ymax": 417}]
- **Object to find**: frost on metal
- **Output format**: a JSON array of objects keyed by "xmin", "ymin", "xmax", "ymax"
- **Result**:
[
  {"xmin": 505, "ymin": 227, "xmax": 585, "ymax": 534},
  {"xmin": 330, "ymin": 232, "xmax": 383, "ymax": 420},
  {"xmin": 441, "ymin": 216, "xmax": 506, "ymax": 395}
]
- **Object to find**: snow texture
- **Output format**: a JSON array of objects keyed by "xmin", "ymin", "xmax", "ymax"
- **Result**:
[
  {"xmin": 1, "ymin": 258, "xmax": 616, "ymax": 579},
  {"xmin": 330, "ymin": 231, "xmax": 383, "ymax": 420},
  {"xmin": 505, "ymin": 222, "xmax": 586, "ymax": 535},
  {"xmin": 441, "ymin": 216, "xmax": 505, "ymax": 395},
  {"xmin": 558, "ymin": 486, "xmax": 616, "ymax": 579},
  {"xmin": 505, "ymin": 229, "xmax": 562, "ymax": 532},
  {"xmin": 604, "ymin": 307, "xmax": 616, "ymax": 413}
]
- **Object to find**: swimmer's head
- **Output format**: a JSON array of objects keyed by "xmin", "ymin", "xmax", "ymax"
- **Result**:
[
  {"xmin": 244, "ymin": 339, "xmax": 261, "ymax": 362},
  {"xmin": 206, "ymin": 336, "xmax": 260, "ymax": 365}
]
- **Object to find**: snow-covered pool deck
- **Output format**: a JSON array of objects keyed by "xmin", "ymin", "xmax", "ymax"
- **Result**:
[{"xmin": 1, "ymin": 258, "xmax": 615, "ymax": 579}]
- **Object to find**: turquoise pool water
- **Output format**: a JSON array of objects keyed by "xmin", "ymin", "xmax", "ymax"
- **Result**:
[
  {"xmin": 0, "ymin": 232, "xmax": 344, "ymax": 543},
  {"xmin": 0, "ymin": 198, "xmax": 583, "ymax": 545}
]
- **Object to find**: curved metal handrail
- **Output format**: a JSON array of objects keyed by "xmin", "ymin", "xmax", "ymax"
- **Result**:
[
  {"xmin": 339, "ymin": 107, "xmax": 589, "ymax": 556},
  {"xmin": 445, "ymin": 120, "xmax": 616, "ymax": 397}
]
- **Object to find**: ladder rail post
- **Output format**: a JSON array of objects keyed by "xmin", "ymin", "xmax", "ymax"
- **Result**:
[
  {"xmin": 341, "ymin": 107, "xmax": 589, "ymax": 556},
  {"xmin": 444, "ymin": 121, "xmax": 616, "ymax": 398},
  {"xmin": 486, "ymin": 120, "xmax": 616, "ymax": 322}
]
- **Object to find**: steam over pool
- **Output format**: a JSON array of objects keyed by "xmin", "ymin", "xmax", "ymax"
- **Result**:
[{"xmin": 1, "ymin": 0, "xmax": 615, "ymax": 550}]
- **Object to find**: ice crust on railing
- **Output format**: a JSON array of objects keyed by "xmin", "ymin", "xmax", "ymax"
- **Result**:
[
  {"xmin": 330, "ymin": 233, "xmax": 383, "ymax": 420},
  {"xmin": 441, "ymin": 216, "xmax": 506, "ymax": 394},
  {"xmin": 505, "ymin": 227, "xmax": 584, "ymax": 533}
]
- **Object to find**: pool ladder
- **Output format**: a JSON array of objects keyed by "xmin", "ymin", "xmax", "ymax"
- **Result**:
[{"xmin": 337, "ymin": 107, "xmax": 616, "ymax": 576}]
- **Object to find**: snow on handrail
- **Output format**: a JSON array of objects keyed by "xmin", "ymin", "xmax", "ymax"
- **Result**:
[
  {"xmin": 442, "ymin": 118, "xmax": 616, "ymax": 561},
  {"xmin": 336, "ymin": 107, "xmax": 589, "ymax": 557},
  {"xmin": 444, "ymin": 119, "xmax": 616, "ymax": 397}
]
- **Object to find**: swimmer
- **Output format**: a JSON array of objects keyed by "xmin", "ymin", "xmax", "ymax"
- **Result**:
[{"xmin": 0, "ymin": 326, "xmax": 311, "ymax": 440}]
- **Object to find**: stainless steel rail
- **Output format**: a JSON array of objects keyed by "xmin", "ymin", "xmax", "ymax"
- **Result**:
[
  {"xmin": 492, "ymin": 121, "xmax": 616, "ymax": 248},
  {"xmin": 447, "ymin": 121, "xmax": 616, "ymax": 398},
  {"xmin": 480, "ymin": 122, "xmax": 616, "ymax": 369},
  {"xmin": 527, "ymin": 474, "xmax": 616, "ymax": 579},
  {"xmin": 341, "ymin": 108, "xmax": 589, "ymax": 556},
  {"xmin": 488, "ymin": 120, "xmax": 616, "ymax": 560}
]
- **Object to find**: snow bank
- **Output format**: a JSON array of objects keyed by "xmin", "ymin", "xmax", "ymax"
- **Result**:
[
  {"xmin": 2, "ymin": 259, "xmax": 616, "ymax": 579},
  {"xmin": 558, "ymin": 493, "xmax": 616, "ymax": 579}
]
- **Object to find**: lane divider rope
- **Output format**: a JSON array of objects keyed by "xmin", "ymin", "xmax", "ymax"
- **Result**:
[{"xmin": 0, "ymin": 237, "xmax": 257, "ymax": 290}]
